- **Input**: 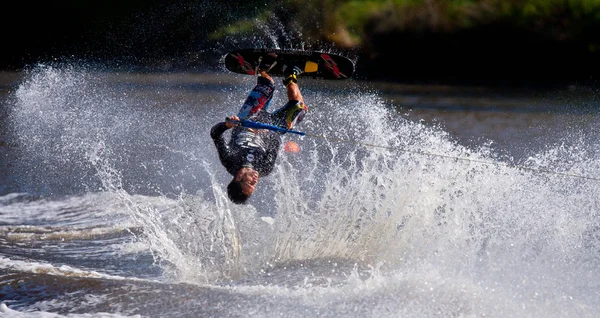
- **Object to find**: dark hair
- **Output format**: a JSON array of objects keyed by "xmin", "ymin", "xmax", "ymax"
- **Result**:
[{"xmin": 227, "ymin": 179, "xmax": 250, "ymax": 204}]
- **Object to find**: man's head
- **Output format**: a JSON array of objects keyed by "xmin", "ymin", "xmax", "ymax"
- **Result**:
[{"xmin": 227, "ymin": 168, "xmax": 259, "ymax": 204}]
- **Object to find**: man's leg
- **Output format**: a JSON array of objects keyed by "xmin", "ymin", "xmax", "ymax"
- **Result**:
[
  {"xmin": 237, "ymin": 71, "xmax": 275, "ymax": 120},
  {"xmin": 272, "ymin": 66, "xmax": 308, "ymax": 130},
  {"xmin": 286, "ymin": 80, "xmax": 304, "ymax": 105}
]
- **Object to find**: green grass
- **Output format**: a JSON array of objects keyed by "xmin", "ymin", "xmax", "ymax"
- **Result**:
[{"xmin": 211, "ymin": 0, "xmax": 600, "ymax": 48}]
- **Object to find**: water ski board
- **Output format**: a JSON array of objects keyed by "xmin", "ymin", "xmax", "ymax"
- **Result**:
[{"xmin": 224, "ymin": 48, "xmax": 355, "ymax": 80}]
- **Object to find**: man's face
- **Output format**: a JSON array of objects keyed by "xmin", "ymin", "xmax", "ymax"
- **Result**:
[{"xmin": 237, "ymin": 169, "xmax": 259, "ymax": 195}]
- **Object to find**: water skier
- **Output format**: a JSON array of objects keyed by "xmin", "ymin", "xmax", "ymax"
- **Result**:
[{"xmin": 210, "ymin": 63, "xmax": 308, "ymax": 204}]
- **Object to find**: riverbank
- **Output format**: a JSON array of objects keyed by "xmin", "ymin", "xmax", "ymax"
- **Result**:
[{"xmin": 2, "ymin": 1, "xmax": 599, "ymax": 87}]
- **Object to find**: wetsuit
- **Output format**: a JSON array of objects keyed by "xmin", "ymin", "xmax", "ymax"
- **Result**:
[
  {"xmin": 210, "ymin": 117, "xmax": 281, "ymax": 177},
  {"xmin": 210, "ymin": 76, "xmax": 307, "ymax": 177}
]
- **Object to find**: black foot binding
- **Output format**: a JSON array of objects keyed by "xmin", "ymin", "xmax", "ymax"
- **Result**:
[{"xmin": 282, "ymin": 65, "xmax": 303, "ymax": 86}]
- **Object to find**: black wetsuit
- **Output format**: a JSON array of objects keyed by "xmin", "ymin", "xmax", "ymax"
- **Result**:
[
  {"xmin": 210, "ymin": 118, "xmax": 281, "ymax": 177},
  {"xmin": 210, "ymin": 75, "xmax": 306, "ymax": 178}
]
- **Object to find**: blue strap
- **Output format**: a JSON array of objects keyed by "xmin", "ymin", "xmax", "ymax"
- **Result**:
[{"xmin": 228, "ymin": 119, "xmax": 306, "ymax": 136}]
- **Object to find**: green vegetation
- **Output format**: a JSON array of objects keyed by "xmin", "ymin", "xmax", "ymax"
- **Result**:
[
  {"xmin": 212, "ymin": 0, "xmax": 600, "ymax": 50},
  {"xmin": 210, "ymin": 12, "xmax": 273, "ymax": 40}
]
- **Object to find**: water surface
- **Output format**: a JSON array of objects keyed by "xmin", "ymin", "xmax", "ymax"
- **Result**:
[{"xmin": 1, "ymin": 66, "xmax": 599, "ymax": 317}]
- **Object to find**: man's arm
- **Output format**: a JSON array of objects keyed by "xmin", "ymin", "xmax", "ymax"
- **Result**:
[{"xmin": 210, "ymin": 122, "xmax": 232, "ymax": 164}]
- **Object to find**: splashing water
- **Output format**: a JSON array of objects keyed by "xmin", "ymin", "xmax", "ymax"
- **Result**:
[{"xmin": 5, "ymin": 63, "xmax": 600, "ymax": 316}]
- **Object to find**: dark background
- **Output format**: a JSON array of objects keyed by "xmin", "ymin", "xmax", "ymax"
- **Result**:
[
  {"xmin": 2, "ymin": 0, "xmax": 211, "ymax": 69},
  {"xmin": 2, "ymin": 0, "xmax": 599, "ymax": 87}
]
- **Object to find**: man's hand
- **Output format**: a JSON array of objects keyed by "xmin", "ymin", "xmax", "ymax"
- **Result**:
[{"xmin": 225, "ymin": 116, "xmax": 240, "ymax": 129}]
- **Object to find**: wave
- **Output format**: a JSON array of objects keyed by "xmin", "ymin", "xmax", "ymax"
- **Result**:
[
  {"xmin": 0, "ymin": 256, "xmax": 157, "ymax": 282},
  {"xmin": 0, "ymin": 303, "xmax": 141, "ymax": 318}
]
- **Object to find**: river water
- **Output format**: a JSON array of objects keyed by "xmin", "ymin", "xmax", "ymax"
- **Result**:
[{"xmin": 1, "ymin": 65, "xmax": 599, "ymax": 317}]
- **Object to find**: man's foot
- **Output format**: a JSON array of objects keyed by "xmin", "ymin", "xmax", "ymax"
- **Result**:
[{"xmin": 282, "ymin": 64, "xmax": 303, "ymax": 86}]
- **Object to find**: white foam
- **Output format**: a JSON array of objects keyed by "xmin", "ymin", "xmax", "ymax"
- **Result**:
[
  {"xmin": 1, "ymin": 225, "xmax": 136, "ymax": 242},
  {"xmin": 0, "ymin": 303, "xmax": 141, "ymax": 318},
  {"xmin": 260, "ymin": 216, "xmax": 275, "ymax": 225},
  {"xmin": 0, "ymin": 256, "xmax": 158, "ymax": 283}
]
